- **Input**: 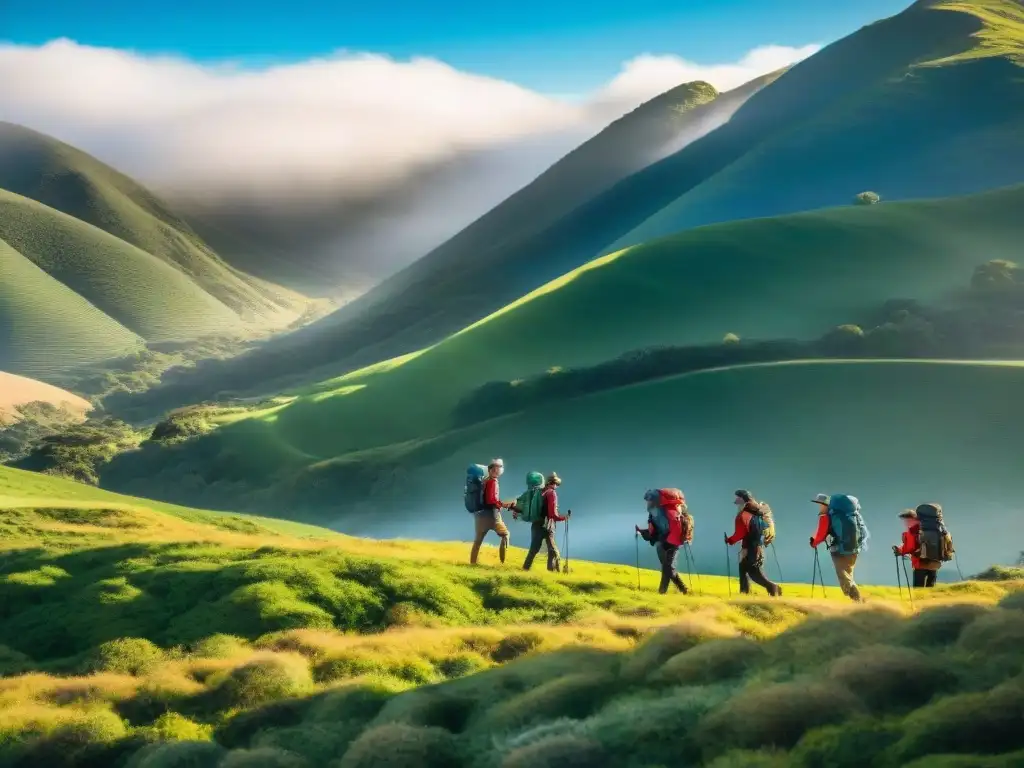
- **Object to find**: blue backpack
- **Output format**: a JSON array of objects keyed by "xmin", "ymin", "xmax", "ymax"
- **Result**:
[
  {"xmin": 464, "ymin": 464, "xmax": 487, "ymax": 513},
  {"xmin": 827, "ymin": 494, "xmax": 870, "ymax": 555}
]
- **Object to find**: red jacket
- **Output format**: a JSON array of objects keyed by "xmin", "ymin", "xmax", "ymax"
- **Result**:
[
  {"xmin": 810, "ymin": 513, "xmax": 831, "ymax": 548},
  {"xmin": 649, "ymin": 507, "xmax": 690, "ymax": 547},
  {"xmin": 543, "ymin": 488, "xmax": 567, "ymax": 523},
  {"xmin": 483, "ymin": 477, "xmax": 503, "ymax": 510},
  {"xmin": 896, "ymin": 524, "xmax": 935, "ymax": 570},
  {"xmin": 726, "ymin": 503, "xmax": 760, "ymax": 546}
]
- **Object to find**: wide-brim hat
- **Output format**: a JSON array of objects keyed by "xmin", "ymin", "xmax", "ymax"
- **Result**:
[
  {"xmin": 898, "ymin": 508, "xmax": 918, "ymax": 519},
  {"xmin": 546, "ymin": 472, "xmax": 562, "ymax": 486},
  {"xmin": 811, "ymin": 493, "xmax": 830, "ymax": 506}
]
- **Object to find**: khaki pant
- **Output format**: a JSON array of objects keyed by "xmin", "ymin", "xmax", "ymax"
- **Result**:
[
  {"xmin": 831, "ymin": 552, "xmax": 862, "ymax": 602},
  {"xmin": 470, "ymin": 510, "xmax": 509, "ymax": 564}
]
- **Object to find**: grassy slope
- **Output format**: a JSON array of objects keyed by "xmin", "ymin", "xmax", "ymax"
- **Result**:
[
  {"xmin": 0, "ymin": 236, "xmax": 144, "ymax": 376},
  {"xmin": 1, "ymin": 470, "xmax": 1021, "ymax": 767},
  {"xmin": 0, "ymin": 122, "xmax": 308, "ymax": 327},
  {"xmin": 173, "ymin": 184, "xmax": 1024, "ymax": 463},
  {"xmin": 116, "ymin": 73, "xmax": 784, "ymax": 410},
  {"xmin": 608, "ymin": 0, "xmax": 1024, "ymax": 253},
  {"xmin": 0, "ymin": 372, "xmax": 92, "ymax": 423},
  {"xmin": 0, "ymin": 188, "xmax": 249, "ymax": 341}
]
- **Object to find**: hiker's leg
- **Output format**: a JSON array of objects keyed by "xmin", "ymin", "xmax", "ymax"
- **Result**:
[
  {"xmin": 656, "ymin": 543, "xmax": 671, "ymax": 594},
  {"xmin": 544, "ymin": 524, "xmax": 561, "ymax": 572},
  {"xmin": 494, "ymin": 514, "xmax": 510, "ymax": 564},
  {"xmin": 470, "ymin": 513, "xmax": 489, "ymax": 564},
  {"xmin": 523, "ymin": 524, "xmax": 544, "ymax": 571},
  {"xmin": 665, "ymin": 544, "xmax": 687, "ymax": 593},
  {"xmin": 745, "ymin": 549, "xmax": 779, "ymax": 596},
  {"xmin": 737, "ymin": 550, "xmax": 752, "ymax": 594},
  {"xmin": 925, "ymin": 569, "xmax": 938, "ymax": 588},
  {"xmin": 912, "ymin": 569, "xmax": 927, "ymax": 589},
  {"xmin": 832, "ymin": 554, "xmax": 862, "ymax": 601}
]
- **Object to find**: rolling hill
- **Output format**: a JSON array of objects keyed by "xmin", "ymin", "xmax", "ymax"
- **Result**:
[
  {"xmin": 0, "ymin": 371, "xmax": 92, "ymax": 424},
  {"xmin": 0, "ymin": 122, "xmax": 308, "ymax": 324},
  {"xmin": 0, "ymin": 124, "xmax": 320, "ymax": 380},
  {"xmin": 0, "ymin": 234, "xmax": 145, "ymax": 376},
  {"xmin": 117, "ymin": 0, "xmax": 1024, "ymax": 410}
]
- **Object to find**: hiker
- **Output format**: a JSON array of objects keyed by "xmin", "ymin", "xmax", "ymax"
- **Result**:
[
  {"xmin": 893, "ymin": 504, "xmax": 954, "ymax": 588},
  {"xmin": 724, "ymin": 490, "xmax": 781, "ymax": 597},
  {"xmin": 468, "ymin": 458, "xmax": 513, "ymax": 565},
  {"xmin": 637, "ymin": 488, "xmax": 691, "ymax": 594},
  {"xmin": 809, "ymin": 493, "xmax": 869, "ymax": 602},
  {"xmin": 514, "ymin": 472, "xmax": 569, "ymax": 572}
]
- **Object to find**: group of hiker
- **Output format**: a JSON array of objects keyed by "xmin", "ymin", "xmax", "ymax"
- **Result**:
[{"xmin": 464, "ymin": 459, "xmax": 958, "ymax": 596}]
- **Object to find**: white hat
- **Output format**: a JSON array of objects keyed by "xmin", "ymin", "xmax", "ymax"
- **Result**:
[
  {"xmin": 489, "ymin": 458, "xmax": 504, "ymax": 468},
  {"xmin": 811, "ymin": 493, "xmax": 830, "ymax": 506}
]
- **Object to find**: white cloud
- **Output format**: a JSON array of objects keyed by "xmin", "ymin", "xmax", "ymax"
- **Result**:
[
  {"xmin": 593, "ymin": 44, "xmax": 821, "ymax": 110},
  {"xmin": 0, "ymin": 39, "xmax": 819, "ymax": 201}
]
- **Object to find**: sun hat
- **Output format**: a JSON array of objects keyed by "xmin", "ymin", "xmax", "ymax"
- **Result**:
[{"xmin": 811, "ymin": 493, "xmax": 830, "ymax": 506}]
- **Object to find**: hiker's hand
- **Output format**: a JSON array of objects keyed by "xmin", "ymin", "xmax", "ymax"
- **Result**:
[
  {"xmin": 512, "ymin": 511, "xmax": 519, "ymax": 520},
  {"xmin": 566, "ymin": 510, "xmax": 572, "ymax": 518},
  {"xmin": 723, "ymin": 533, "xmax": 729, "ymax": 544},
  {"xmin": 635, "ymin": 525, "xmax": 642, "ymax": 534},
  {"xmin": 892, "ymin": 545, "xmax": 900, "ymax": 556},
  {"xmin": 809, "ymin": 537, "xmax": 815, "ymax": 548}
]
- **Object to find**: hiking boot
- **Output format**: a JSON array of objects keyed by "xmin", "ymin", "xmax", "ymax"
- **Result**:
[{"xmin": 774, "ymin": 585, "xmax": 784, "ymax": 598}]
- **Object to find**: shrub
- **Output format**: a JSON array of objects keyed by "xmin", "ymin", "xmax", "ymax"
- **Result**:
[
  {"xmin": 436, "ymin": 653, "xmax": 488, "ymax": 679},
  {"xmin": 213, "ymin": 654, "xmax": 314, "ymax": 710},
  {"xmin": 219, "ymin": 747, "xmax": 310, "ymax": 767},
  {"xmin": 697, "ymin": 682, "xmax": 864, "ymax": 757},
  {"xmin": 762, "ymin": 611, "xmax": 901, "ymax": 673},
  {"xmin": 705, "ymin": 750, "xmax": 792, "ymax": 768},
  {"xmin": 828, "ymin": 645, "xmax": 957, "ymax": 711},
  {"xmin": 217, "ymin": 698, "xmax": 315, "ymax": 749},
  {"xmin": 1000, "ymin": 591, "xmax": 1024, "ymax": 612},
  {"xmin": 791, "ymin": 717, "xmax": 901, "ymax": 768},
  {"xmin": 958, "ymin": 610, "xmax": 1024, "ymax": 656},
  {"xmin": 492, "ymin": 631, "xmax": 546, "ymax": 663},
  {"xmin": 19, "ymin": 709, "xmax": 129, "ymax": 767},
  {"xmin": 500, "ymin": 735, "xmax": 609, "ymax": 768},
  {"xmin": 137, "ymin": 713, "xmax": 213, "ymax": 742},
  {"xmin": 892, "ymin": 677, "xmax": 1024, "ymax": 762},
  {"xmin": 478, "ymin": 672, "xmax": 619, "ymax": 732},
  {"xmin": 372, "ymin": 688, "xmax": 477, "ymax": 731},
  {"xmin": 191, "ymin": 634, "xmax": 250, "ymax": 659},
  {"xmin": 90, "ymin": 637, "xmax": 165, "ymax": 675},
  {"xmin": 0, "ymin": 644, "xmax": 32, "ymax": 675},
  {"xmin": 723, "ymin": 333, "xmax": 741, "ymax": 344},
  {"xmin": 854, "ymin": 191, "xmax": 880, "ymax": 205},
  {"xmin": 125, "ymin": 740, "xmax": 227, "ymax": 768},
  {"xmin": 253, "ymin": 723, "xmax": 360, "ymax": 765},
  {"xmin": 650, "ymin": 638, "xmax": 763, "ymax": 686},
  {"xmin": 897, "ymin": 604, "xmax": 990, "ymax": 648},
  {"xmin": 336, "ymin": 723, "xmax": 464, "ymax": 768},
  {"xmin": 621, "ymin": 619, "xmax": 734, "ymax": 680}
]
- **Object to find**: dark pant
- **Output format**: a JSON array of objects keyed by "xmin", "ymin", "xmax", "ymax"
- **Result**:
[
  {"xmin": 523, "ymin": 522, "xmax": 560, "ymax": 571},
  {"xmin": 739, "ymin": 547, "xmax": 780, "ymax": 596},
  {"xmin": 913, "ymin": 568, "xmax": 938, "ymax": 588},
  {"xmin": 656, "ymin": 542, "xmax": 688, "ymax": 594}
]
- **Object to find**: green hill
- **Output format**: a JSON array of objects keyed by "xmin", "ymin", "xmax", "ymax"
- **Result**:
[
  {"xmin": 0, "ymin": 122, "xmax": 308, "ymax": 326},
  {"xmin": 0, "ymin": 235, "xmax": 144, "ymax": 376},
  {"xmin": 118, "ymin": 0, "xmax": 1024, "ymax": 410},
  {"xmin": 114, "ymin": 73, "xmax": 785, "ymax": 409},
  {"xmin": 1, "ymin": 469, "xmax": 1022, "ymax": 767},
  {"xmin": 141, "ymin": 185, "xmax": 1023, "ymax": 459},
  {"xmin": 0, "ymin": 189, "xmax": 250, "ymax": 341}
]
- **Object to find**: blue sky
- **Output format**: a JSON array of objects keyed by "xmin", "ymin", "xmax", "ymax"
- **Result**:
[{"xmin": 5, "ymin": 0, "xmax": 910, "ymax": 92}]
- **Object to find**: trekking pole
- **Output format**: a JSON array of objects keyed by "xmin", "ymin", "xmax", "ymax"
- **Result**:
[
  {"xmin": 724, "ymin": 541, "xmax": 732, "ymax": 598},
  {"xmin": 895, "ymin": 553, "xmax": 905, "ymax": 603},
  {"xmin": 634, "ymin": 532, "xmax": 641, "ymax": 591},
  {"xmin": 812, "ymin": 547, "xmax": 827, "ymax": 598},
  {"xmin": 562, "ymin": 514, "xmax": 570, "ymax": 574},
  {"xmin": 955, "ymin": 552, "xmax": 965, "ymax": 582},
  {"xmin": 681, "ymin": 545, "xmax": 695, "ymax": 594},
  {"xmin": 685, "ymin": 543, "xmax": 704, "ymax": 596},
  {"xmin": 770, "ymin": 542, "xmax": 785, "ymax": 583},
  {"xmin": 811, "ymin": 547, "xmax": 818, "ymax": 598},
  {"xmin": 901, "ymin": 556, "xmax": 915, "ymax": 610}
]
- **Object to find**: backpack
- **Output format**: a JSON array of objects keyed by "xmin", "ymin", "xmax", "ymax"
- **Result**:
[
  {"xmin": 646, "ymin": 488, "xmax": 686, "ymax": 542},
  {"xmin": 826, "ymin": 494, "xmax": 870, "ymax": 555},
  {"xmin": 747, "ymin": 502, "xmax": 776, "ymax": 547},
  {"xmin": 516, "ymin": 472, "xmax": 546, "ymax": 523},
  {"xmin": 464, "ymin": 464, "xmax": 487, "ymax": 513},
  {"xmin": 916, "ymin": 503, "xmax": 955, "ymax": 562}
]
